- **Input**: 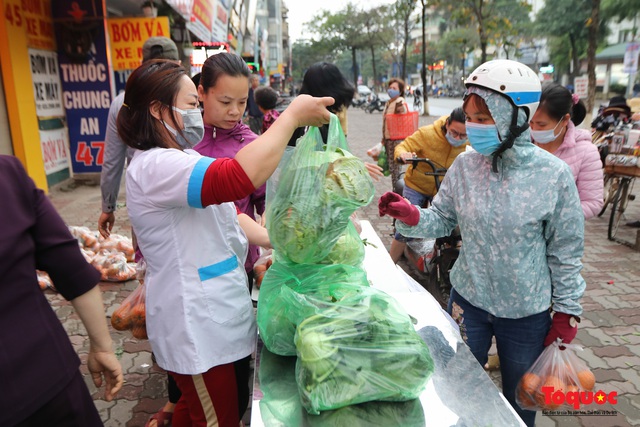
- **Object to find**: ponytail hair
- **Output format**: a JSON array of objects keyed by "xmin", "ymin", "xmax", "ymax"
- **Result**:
[
  {"xmin": 539, "ymin": 83, "xmax": 587, "ymax": 126},
  {"xmin": 200, "ymin": 52, "xmax": 250, "ymax": 91}
]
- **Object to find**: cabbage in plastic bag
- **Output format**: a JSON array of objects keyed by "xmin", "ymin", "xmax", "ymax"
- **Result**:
[{"xmin": 294, "ymin": 288, "xmax": 434, "ymax": 414}]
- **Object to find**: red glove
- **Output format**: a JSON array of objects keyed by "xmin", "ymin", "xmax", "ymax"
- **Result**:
[
  {"xmin": 544, "ymin": 312, "xmax": 579, "ymax": 346},
  {"xmin": 378, "ymin": 192, "xmax": 420, "ymax": 226}
]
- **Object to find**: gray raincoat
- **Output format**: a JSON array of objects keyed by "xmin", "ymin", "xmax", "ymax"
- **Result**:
[{"xmin": 397, "ymin": 87, "xmax": 586, "ymax": 318}]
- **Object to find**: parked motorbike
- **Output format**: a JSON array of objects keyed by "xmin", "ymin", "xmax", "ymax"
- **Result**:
[
  {"xmin": 365, "ymin": 93, "xmax": 385, "ymax": 113},
  {"xmin": 351, "ymin": 97, "xmax": 367, "ymax": 109},
  {"xmin": 394, "ymin": 157, "xmax": 460, "ymax": 307}
]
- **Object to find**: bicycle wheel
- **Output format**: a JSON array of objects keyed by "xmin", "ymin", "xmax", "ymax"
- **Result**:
[
  {"xmin": 598, "ymin": 174, "xmax": 619, "ymax": 217},
  {"xmin": 426, "ymin": 247, "xmax": 457, "ymax": 308},
  {"xmin": 608, "ymin": 178, "xmax": 631, "ymax": 240}
]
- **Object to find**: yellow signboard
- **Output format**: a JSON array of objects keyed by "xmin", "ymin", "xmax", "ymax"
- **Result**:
[{"xmin": 107, "ymin": 17, "xmax": 170, "ymax": 71}]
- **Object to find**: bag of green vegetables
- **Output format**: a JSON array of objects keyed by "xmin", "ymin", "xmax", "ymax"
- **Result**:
[
  {"xmin": 294, "ymin": 287, "xmax": 434, "ymax": 414},
  {"xmin": 257, "ymin": 260, "xmax": 370, "ymax": 356},
  {"xmin": 266, "ymin": 114, "xmax": 374, "ymax": 264}
]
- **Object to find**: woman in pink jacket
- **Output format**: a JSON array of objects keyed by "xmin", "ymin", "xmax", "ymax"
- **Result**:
[{"xmin": 530, "ymin": 83, "xmax": 604, "ymax": 219}]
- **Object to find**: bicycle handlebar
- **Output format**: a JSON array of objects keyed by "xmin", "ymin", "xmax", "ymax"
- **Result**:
[{"xmin": 396, "ymin": 157, "xmax": 447, "ymax": 175}]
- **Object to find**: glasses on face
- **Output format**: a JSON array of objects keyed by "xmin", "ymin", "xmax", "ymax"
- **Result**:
[{"xmin": 449, "ymin": 128, "xmax": 467, "ymax": 140}]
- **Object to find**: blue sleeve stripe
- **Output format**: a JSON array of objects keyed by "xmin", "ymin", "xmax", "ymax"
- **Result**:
[
  {"xmin": 506, "ymin": 91, "xmax": 541, "ymax": 106},
  {"xmin": 187, "ymin": 157, "xmax": 216, "ymax": 209},
  {"xmin": 198, "ymin": 255, "xmax": 239, "ymax": 281}
]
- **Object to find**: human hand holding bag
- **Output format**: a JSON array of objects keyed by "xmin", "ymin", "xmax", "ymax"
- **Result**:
[
  {"xmin": 543, "ymin": 312, "xmax": 579, "ymax": 346},
  {"xmin": 378, "ymin": 192, "xmax": 420, "ymax": 226}
]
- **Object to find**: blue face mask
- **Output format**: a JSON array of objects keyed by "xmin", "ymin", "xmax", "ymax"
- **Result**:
[
  {"xmin": 387, "ymin": 89, "xmax": 400, "ymax": 99},
  {"xmin": 445, "ymin": 132, "xmax": 467, "ymax": 147},
  {"xmin": 465, "ymin": 122, "xmax": 501, "ymax": 156}
]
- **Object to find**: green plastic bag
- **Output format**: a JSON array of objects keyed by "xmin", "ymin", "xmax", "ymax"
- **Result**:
[
  {"xmin": 258, "ymin": 345, "xmax": 427, "ymax": 427},
  {"xmin": 377, "ymin": 145, "xmax": 390, "ymax": 176},
  {"xmin": 266, "ymin": 114, "xmax": 374, "ymax": 264},
  {"xmin": 294, "ymin": 287, "xmax": 434, "ymax": 415},
  {"xmin": 257, "ymin": 259, "xmax": 370, "ymax": 356},
  {"xmin": 318, "ymin": 221, "xmax": 365, "ymax": 267}
]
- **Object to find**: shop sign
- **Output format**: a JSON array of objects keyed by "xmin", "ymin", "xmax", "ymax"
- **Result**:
[
  {"xmin": 187, "ymin": 0, "xmax": 213, "ymax": 43},
  {"xmin": 53, "ymin": 0, "xmax": 112, "ymax": 174},
  {"xmin": 212, "ymin": 0, "xmax": 229, "ymax": 42},
  {"xmin": 5, "ymin": 0, "xmax": 57, "ymax": 50},
  {"xmin": 165, "ymin": 0, "xmax": 192, "ymax": 19},
  {"xmin": 191, "ymin": 0, "xmax": 213, "ymax": 33},
  {"xmin": 107, "ymin": 17, "xmax": 170, "ymax": 71},
  {"xmin": 113, "ymin": 69, "xmax": 133, "ymax": 95},
  {"xmin": 40, "ymin": 127, "xmax": 70, "ymax": 174},
  {"xmin": 574, "ymin": 75, "xmax": 588, "ymax": 99},
  {"xmin": 623, "ymin": 42, "xmax": 640, "ymax": 74},
  {"xmin": 28, "ymin": 49, "xmax": 64, "ymax": 117}
]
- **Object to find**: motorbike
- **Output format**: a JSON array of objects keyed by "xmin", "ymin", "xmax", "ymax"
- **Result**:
[
  {"xmin": 394, "ymin": 157, "xmax": 461, "ymax": 308},
  {"xmin": 351, "ymin": 97, "xmax": 367, "ymax": 109},
  {"xmin": 365, "ymin": 93, "xmax": 385, "ymax": 113}
]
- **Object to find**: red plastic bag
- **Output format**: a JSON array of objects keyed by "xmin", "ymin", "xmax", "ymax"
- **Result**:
[{"xmin": 516, "ymin": 340, "xmax": 596, "ymax": 411}]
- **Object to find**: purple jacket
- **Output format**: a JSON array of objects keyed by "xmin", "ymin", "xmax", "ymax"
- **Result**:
[
  {"xmin": 553, "ymin": 121, "xmax": 604, "ymax": 219},
  {"xmin": 0, "ymin": 155, "xmax": 101, "ymax": 426},
  {"xmin": 194, "ymin": 122, "xmax": 266, "ymax": 273}
]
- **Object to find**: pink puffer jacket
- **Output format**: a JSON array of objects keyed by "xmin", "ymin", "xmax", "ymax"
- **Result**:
[{"xmin": 553, "ymin": 121, "xmax": 604, "ymax": 219}]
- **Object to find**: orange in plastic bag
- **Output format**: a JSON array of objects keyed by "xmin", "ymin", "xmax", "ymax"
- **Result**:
[
  {"xmin": 516, "ymin": 339, "xmax": 596, "ymax": 412},
  {"xmin": 110, "ymin": 262, "xmax": 147, "ymax": 339}
]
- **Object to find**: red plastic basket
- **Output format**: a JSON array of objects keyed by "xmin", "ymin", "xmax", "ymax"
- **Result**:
[{"xmin": 386, "ymin": 111, "xmax": 419, "ymax": 140}]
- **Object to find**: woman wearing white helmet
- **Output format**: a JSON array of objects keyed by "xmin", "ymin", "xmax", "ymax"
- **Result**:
[{"xmin": 379, "ymin": 59, "xmax": 586, "ymax": 426}]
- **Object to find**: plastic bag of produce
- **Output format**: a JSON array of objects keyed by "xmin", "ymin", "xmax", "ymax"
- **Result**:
[
  {"xmin": 110, "ymin": 260, "xmax": 147, "ymax": 339},
  {"xmin": 99, "ymin": 234, "xmax": 135, "ymax": 262},
  {"xmin": 294, "ymin": 288, "xmax": 434, "ymax": 414},
  {"xmin": 516, "ymin": 339, "xmax": 596, "ymax": 411},
  {"xmin": 258, "ymin": 346, "xmax": 426, "ymax": 427},
  {"xmin": 36, "ymin": 270, "xmax": 55, "ymax": 291},
  {"xmin": 69, "ymin": 226, "xmax": 100, "ymax": 251},
  {"xmin": 266, "ymin": 114, "xmax": 374, "ymax": 264},
  {"xmin": 91, "ymin": 249, "xmax": 136, "ymax": 282},
  {"xmin": 253, "ymin": 248, "xmax": 273, "ymax": 289},
  {"xmin": 317, "ymin": 221, "xmax": 365, "ymax": 267},
  {"xmin": 257, "ymin": 260, "xmax": 370, "ymax": 356}
]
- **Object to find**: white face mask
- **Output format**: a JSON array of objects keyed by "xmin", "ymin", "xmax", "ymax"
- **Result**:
[
  {"xmin": 164, "ymin": 106, "xmax": 205, "ymax": 148},
  {"xmin": 531, "ymin": 119, "xmax": 564, "ymax": 144}
]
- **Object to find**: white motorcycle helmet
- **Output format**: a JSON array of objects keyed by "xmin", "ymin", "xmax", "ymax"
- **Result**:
[{"xmin": 465, "ymin": 59, "xmax": 541, "ymax": 120}]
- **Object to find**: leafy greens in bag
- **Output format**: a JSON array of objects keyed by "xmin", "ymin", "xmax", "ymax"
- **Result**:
[
  {"xmin": 294, "ymin": 288, "xmax": 434, "ymax": 414},
  {"xmin": 266, "ymin": 115, "xmax": 374, "ymax": 264}
]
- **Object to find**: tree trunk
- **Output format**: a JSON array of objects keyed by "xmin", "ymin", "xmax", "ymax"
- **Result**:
[
  {"xmin": 421, "ymin": 0, "xmax": 429, "ymax": 115},
  {"xmin": 569, "ymin": 34, "xmax": 579, "ymax": 82},
  {"xmin": 586, "ymin": 0, "xmax": 600, "ymax": 127},
  {"xmin": 476, "ymin": 3, "xmax": 487, "ymax": 63},
  {"xmin": 351, "ymin": 47, "xmax": 359, "ymax": 89},
  {"xmin": 402, "ymin": 21, "xmax": 409, "ymax": 80},
  {"xmin": 371, "ymin": 45, "xmax": 378, "ymax": 90}
]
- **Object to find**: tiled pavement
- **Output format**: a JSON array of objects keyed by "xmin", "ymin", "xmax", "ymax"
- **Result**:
[{"xmin": 46, "ymin": 107, "xmax": 640, "ymax": 426}]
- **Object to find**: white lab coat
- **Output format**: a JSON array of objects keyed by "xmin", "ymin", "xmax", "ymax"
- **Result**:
[{"xmin": 126, "ymin": 148, "xmax": 256, "ymax": 375}]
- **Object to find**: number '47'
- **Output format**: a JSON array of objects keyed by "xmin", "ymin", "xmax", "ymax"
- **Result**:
[{"xmin": 75, "ymin": 142, "xmax": 105, "ymax": 166}]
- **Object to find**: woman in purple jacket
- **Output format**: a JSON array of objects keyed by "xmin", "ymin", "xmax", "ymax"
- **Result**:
[
  {"xmin": 193, "ymin": 53, "xmax": 266, "ymax": 289},
  {"xmin": 530, "ymin": 83, "xmax": 604, "ymax": 219},
  {"xmin": 0, "ymin": 155, "xmax": 123, "ymax": 426}
]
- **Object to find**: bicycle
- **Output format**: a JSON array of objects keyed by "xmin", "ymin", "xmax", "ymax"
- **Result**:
[
  {"xmin": 607, "ymin": 172, "xmax": 636, "ymax": 241},
  {"xmin": 598, "ymin": 172, "xmax": 621, "ymax": 217},
  {"xmin": 394, "ymin": 157, "xmax": 460, "ymax": 307}
]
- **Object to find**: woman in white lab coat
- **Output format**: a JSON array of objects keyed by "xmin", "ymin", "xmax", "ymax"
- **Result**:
[{"xmin": 117, "ymin": 59, "xmax": 333, "ymax": 427}]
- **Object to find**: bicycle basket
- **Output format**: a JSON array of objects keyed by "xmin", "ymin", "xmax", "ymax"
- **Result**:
[{"xmin": 387, "ymin": 111, "xmax": 419, "ymax": 140}]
